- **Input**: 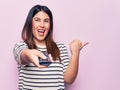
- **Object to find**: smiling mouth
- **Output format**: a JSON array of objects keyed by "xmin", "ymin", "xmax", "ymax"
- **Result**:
[{"xmin": 38, "ymin": 29, "xmax": 45, "ymax": 35}]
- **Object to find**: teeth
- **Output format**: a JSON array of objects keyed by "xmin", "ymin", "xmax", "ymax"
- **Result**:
[{"xmin": 38, "ymin": 30, "xmax": 45, "ymax": 33}]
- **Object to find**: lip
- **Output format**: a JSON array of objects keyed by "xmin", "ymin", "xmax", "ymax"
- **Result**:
[{"xmin": 37, "ymin": 29, "xmax": 45, "ymax": 36}]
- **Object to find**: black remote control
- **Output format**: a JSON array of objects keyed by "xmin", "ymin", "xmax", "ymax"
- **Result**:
[{"xmin": 39, "ymin": 51, "xmax": 51, "ymax": 66}]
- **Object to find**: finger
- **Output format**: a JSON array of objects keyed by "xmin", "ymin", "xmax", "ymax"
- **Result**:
[
  {"xmin": 34, "ymin": 50, "xmax": 47, "ymax": 59},
  {"xmin": 37, "ymin": 65, "xmax": 47, "ymax": 68},
  {"xmin": 48, "ymin": 54, "xmax": 54, "ymax": 62},
  {"xmin": 32, "ymin": 58, "xmax": 47, "ymax": 68},
  {"xmin": 82, "ymin": 42, "xmax": 89, "ymax": 47}
]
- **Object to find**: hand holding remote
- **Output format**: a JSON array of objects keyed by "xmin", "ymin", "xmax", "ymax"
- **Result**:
[{"xmin": 39, "ymin": 51, "xmax": 52, "ymax": 66}]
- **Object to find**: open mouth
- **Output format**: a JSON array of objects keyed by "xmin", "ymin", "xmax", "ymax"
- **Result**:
[{"xmin": 38, "ymin": 29, "xmax": 45, "ymax": 36}]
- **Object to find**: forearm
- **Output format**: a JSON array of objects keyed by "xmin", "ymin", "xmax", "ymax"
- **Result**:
[
  {"xmin": 20, "ymin": 49, "xmax": 31, "ymax": 65},
  {"xmin": 64, "ymin": 52, "xmax": 80, "ymax": 84}
]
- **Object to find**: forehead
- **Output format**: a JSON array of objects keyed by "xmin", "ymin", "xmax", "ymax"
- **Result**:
[{"xmin": 33, "ymin": 11, "xmax": 50, "ymax": 19}]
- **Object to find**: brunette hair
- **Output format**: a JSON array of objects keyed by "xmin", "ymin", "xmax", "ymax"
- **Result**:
[{"xmin": 22, "ymin": 5, "xmax": 61, "ymax": 61}]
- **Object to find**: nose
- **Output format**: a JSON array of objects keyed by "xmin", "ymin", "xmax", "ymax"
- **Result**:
[{"xmin": 40, "ymin": 22, "xmax": 45, "ymax": 28}]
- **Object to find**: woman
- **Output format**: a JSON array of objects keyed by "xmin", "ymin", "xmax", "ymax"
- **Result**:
[{"xmin": 13, "ymin": 4, "xmax": 88, "ymax": 90}]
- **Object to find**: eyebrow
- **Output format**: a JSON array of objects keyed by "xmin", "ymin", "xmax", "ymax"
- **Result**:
[{"xmin": 33, "ymin": 17, "xmax": 50, "ymax": 20}]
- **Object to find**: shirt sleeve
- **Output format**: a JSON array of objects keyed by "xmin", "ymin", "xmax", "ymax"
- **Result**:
[
  {"xmin": 13, "ymin": 41, "xmax": 28, "ymax": 65},
  {"xmin": 58, "ymin": 43, "xmax": 70, "ymax": 73}
]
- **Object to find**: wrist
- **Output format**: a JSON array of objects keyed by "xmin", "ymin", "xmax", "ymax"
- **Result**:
[
  {"xmin": 71, "ymin": 51, "xmax": 80, "ymax": 56},
  {"xmin": 20, "ymin": 49, "xmax": 30, "ymax": 64},
  {"xmin": 71, "ymin": 52, "xmax": 80, "ymax": 60}
]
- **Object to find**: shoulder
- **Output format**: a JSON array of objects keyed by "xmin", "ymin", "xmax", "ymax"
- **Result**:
[
  {"xmin": 56, "ymin": 42, "xmax": 67, "ymax": 50},
  {"xmin": 56, "ymin": 42, "xmax": 65, "ymax": 47},
  {"xmin": 14, "ymin": 41, "xmax": 28, "ymax": 48}
]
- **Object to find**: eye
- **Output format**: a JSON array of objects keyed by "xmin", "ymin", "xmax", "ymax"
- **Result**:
[
  {"xmin": 44, "ymin": 19, "xmax": 50, "ymax": 23},
  {"xmin": 33, "ymin": 17, "xmax": 40, "ymax": 22},
  {"xmin": 35, "ymin": 18, "xmax": 40, "ymax": 21}
]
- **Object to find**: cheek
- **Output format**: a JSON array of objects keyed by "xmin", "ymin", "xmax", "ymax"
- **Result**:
[
  {"xmin": 32, "ymin": 22, "xmax": 36, "ymax": 29},
  {"xmin": 46, "ymin": 24, "xmax": 50, "ymax": 30},
  {"xmin": 32, "ymin": 24, "xmax": 37, "ymax": 35},
  {"xmin": 32, "ymin": 24, "xmax": 38, "ymax": 35},
  {"xmin": 32, "ymin": 27, "xmax": 35, "ymax": 35}
]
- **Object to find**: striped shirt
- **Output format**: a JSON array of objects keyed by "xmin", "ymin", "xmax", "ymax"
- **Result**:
[{"xmin": 13, "ymin": 41, "xmax": 70, "ymax": 90}]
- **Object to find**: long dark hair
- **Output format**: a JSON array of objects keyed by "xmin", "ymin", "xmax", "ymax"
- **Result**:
[{"xmin": 22, "ymin": 5, "xmax": 61, "ymax": 61}]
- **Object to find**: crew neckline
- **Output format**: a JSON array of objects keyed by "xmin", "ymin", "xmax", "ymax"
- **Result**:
[{"xmin": 37, "ymin": 45, "xmax": 46, "ymax": 48}]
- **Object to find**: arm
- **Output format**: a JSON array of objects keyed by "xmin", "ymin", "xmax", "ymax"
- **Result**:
[
  {"xmin": 64, "ymin": 40, "xmax": 88, "ymax": 84},
  {"xmin": 13, "ymin": 42, "xmax": 47, "ymax": 68},
  {"xmin": 13, "ymin": 41, "xmax": 28, "ymax": 65},
  {"xmin": 20, "ymin": 49, "xmax": 47, "ymax": 68}
]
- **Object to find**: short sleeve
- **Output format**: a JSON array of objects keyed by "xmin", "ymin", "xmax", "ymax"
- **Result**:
[
  {"xmin": 58, "ymin": 43, "xmax": 70, "ymax": 73},
  {"xmin": 13, "ymin": 41, "xmax": 28, "ymax": 65}
]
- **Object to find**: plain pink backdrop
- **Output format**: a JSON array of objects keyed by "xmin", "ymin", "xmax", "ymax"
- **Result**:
[{"xmin": 0, "ymin": 0, "xmax": 120, "ymax": 90}]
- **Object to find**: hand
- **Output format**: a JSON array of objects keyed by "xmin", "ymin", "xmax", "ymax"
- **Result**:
[
  {"xmin": 69, "ymin": 40, "xmax": 88, "ymax": 55},
  {"xmin": 21, "ymin": 49, "xmax": 47, "ymax": 68}
]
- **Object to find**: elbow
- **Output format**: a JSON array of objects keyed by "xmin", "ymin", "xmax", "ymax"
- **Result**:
[
  {"xmin": 64, "ymin": 78, "xmax": 75, "ymax": 84},
  {"xmin": 64, "ymin": 71, "xmax": 78, "ymax": 84},
  {"xmin": 66, "ymin": 81, "xmax": 74, "ymax": 85}
]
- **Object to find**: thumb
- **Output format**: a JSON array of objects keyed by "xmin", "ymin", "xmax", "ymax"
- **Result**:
[
  {"xmin": 48, "ymin": 54, "xmax": 54, "ymax": 62},
  {"xmin": 82, "ymin": 42, "xmax": 89, "ymax": 47},
  {"xmin": 35, "ymin": 50, "xmax": 47, "ymax": 59}
]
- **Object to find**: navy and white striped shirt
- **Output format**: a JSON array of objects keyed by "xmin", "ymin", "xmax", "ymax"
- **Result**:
[{"xmin": 13, "ymin": 41, "xmax": 70, "ymax": 90}]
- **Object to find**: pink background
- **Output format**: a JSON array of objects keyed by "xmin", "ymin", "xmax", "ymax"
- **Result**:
[{"xmin": 0, "ymin": 0, "xmax": 120, "ymax": 90}]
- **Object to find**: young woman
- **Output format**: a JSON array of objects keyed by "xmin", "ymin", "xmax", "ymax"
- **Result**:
[{"xmin": 13, "ymin": 4, "xmax": 88, "ymax": 90}]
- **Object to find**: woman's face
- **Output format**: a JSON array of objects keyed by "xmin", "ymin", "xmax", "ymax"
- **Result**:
[{"xmin": 32, "ymin": 11, "xmax": 50, "ymax": 45}]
